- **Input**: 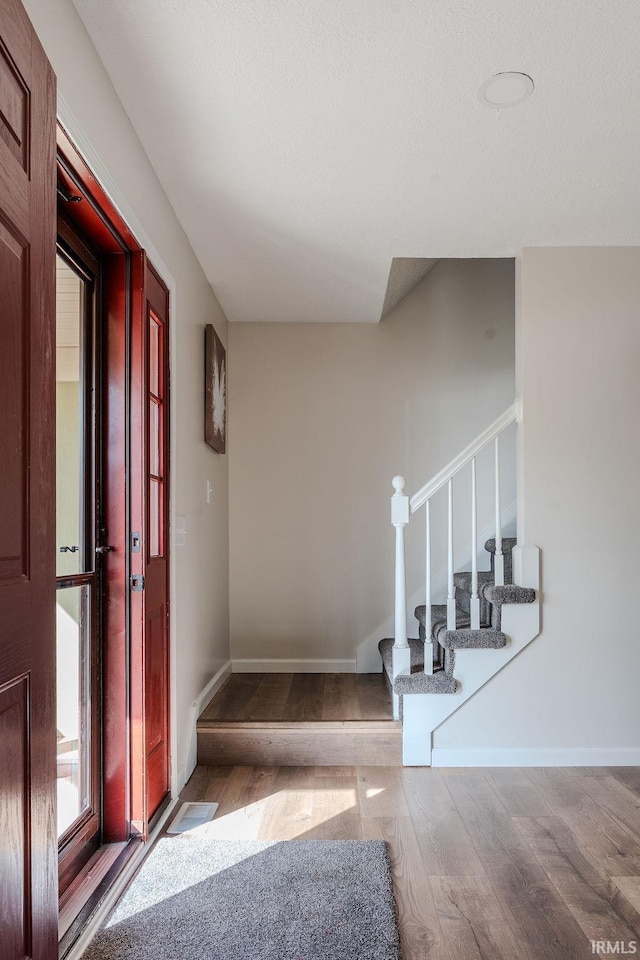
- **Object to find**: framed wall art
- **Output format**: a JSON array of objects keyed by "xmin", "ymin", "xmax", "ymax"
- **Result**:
[{"xmin": 204, "ymin": 323, "xmax": 226, "ymax": 453}]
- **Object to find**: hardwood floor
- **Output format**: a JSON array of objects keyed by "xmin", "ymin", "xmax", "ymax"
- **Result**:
[
  {"xmin": 178, "ymin": 764, "xmax": 640, "ymax": 960},
  {"xmin": 199, "ymin": 672, "xmax": 393, "ymax": 722}
]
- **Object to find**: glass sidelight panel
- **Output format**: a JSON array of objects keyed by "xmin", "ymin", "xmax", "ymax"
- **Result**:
[
  {"xmin": 149, "ymin": 312, "xmax": 164, "ymax": 558},
  {"xmin": 56, "ymin": 255, "xmax": 84, "ymax": 578},
  {"xmin": 55, "ymin": 245, "xmax": 99, "ymax": 853},
  {"xmin": 56, "ymin": 583, "xmax": 92, "ymax": 839}
]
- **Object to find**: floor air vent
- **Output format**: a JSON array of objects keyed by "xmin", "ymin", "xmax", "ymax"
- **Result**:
[{"xmin": 166, "ymin": 801, "xmax": 219, "ymax": 834}]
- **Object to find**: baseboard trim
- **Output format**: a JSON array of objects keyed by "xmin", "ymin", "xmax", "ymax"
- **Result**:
[
  {"xmin": 195, "ymin": 661, "xmax": 233, "ymax": 714},
  {"xmin": 232, "ymin": 659, "xmax": 356, "ymax": 673},
  {"xmin": 431, "ymin": 747, "xmax": 640, "ymax": 767},
  {"xmin": 183, "ymin": 661, "xmax": 233, "ymax": 788}
]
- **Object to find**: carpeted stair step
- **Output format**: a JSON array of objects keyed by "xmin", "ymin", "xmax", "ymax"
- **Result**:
[
  {"xmin": 480, "ymin": 583, "xmax": 536, "ymax": 629},
  {"xmin": 438, "ymin": 628, "xmax": 507, "ymax": 649},
  {"xmin": 415, "ymin": 603, "xmax": 471, "ymax": 641},
  {"xmin": 377, "ymin": 638, "xmax": 456, "ymax": 695},
  {"xmin": 393, "ymin": 671, "xmax": 457, "ymax": 695},
  {"xmin": 378, "ymin": 637, "xmax": 458, "ymax": 697}
]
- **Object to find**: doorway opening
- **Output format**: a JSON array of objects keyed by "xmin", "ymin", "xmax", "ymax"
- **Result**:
[{"xmin": 55, "ymin": 124, "xmax": 172, "ymax": 945}]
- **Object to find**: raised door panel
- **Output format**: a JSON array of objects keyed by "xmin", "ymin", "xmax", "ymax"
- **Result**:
[
  {"xmin": 0, "ymin": 217, "xmax": 28, "ymax": 583},
  {"xmin": 0, "ymin": 676, "xmax": 30, "ymax": 960}
]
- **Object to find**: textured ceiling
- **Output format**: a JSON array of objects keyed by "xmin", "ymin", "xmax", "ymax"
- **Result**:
[
  {"xmin": 72, "ymin": 0, "xmax": 640, "ymax": 323},
  {"xmin": 380, "ymin": 259, "xmax": 439, "ymax": 320}
]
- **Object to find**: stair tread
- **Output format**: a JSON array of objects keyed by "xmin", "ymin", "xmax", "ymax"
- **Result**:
[
  {"xmin": 394, "ymin": 672, "xmax": 457, "ymax": 695},
  {"xmin": 439, "ymin": 628, "xmax": 507, "ymax": 649},
  {"xmin": 378, "ymin": 638, "xmax": 457, "ymax": 695}
]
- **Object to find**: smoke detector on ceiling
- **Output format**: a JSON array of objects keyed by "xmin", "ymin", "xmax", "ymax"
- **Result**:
[{"xmin": 478, "ymin": 72, "xmax": 534, "ymax": 108}]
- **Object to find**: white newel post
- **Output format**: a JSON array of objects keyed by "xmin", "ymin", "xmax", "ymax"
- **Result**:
[{"xmin": 391, "ymin": 476, "xmax": 410, "ymax": 680}]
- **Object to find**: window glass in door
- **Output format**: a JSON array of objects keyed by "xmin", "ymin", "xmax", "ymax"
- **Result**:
[{"xmin": 55, "ymin": 249, "xmax": 100, "ymax": 856}]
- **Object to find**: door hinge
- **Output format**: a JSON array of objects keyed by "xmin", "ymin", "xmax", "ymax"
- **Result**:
[{"xmin": 130, "ymin": 574, "xmax": 145, "ymax": 592}]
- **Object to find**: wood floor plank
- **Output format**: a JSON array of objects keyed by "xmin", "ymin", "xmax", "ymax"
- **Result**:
[
  {"xmin": 176, "ymin": 764, "xmax": 231, "ymax": 802},
  {"xmin": 186, "ymin": 765, "xmax": 277, "ymax": 840},
  {"xmin": 258, "ymin": 766, "xmax": 318, "ymax": 840},
  {"xmin": 610, "ymin": 876, "xmax": 640, "ymax": 938},
  {"xmin": 525, "ymin": 768, "xmax": 640, "ymax": 877},
  {"xmin": 198, "ymin": 673, "xmax": 262, "ymax": 721},
  {"xmin": 356, "ymin": 672, "xmax": 394, "ymax": 720},
  {"xmin": 284, "ymin": 673, "xmax": 325, "ymax": 721},
  {"xmin": 245, "ymin": 673, "xmax": 293, "ymax": 721},
  {"xmin": 357, "ymin": 766, "xmax": 411, "ymax": 819},
  {"xmin": 322, "ymin": 673, "xmax": 362, "ymax": 720},
  {"xmin": 314, "ymin": 765, "xmax": 357, "ymax": 777},
  {"xmin": 572, "ymin": 775, "xmax": 640, "ymax": 845},
  {"xmin": 609, "ymin": 768, "xmax": 640, "ymax": 797},
  {"xmin": 513, "ymin": 815, "xmax": 639, "ymax": 943},
  {"xmin": 484, "ymin": 767, "xmax": 556, "ymax": 817},
  {"xmin": 300, "ymin": 775, "xmax": 363, "ymax": 840},
  {"xmin": 430, "ymin": 875, "xmax": 535, "ymax": 960},
  {"xmin": 444, "ymin": 772, "xmax": 592, "ymax": 960},
  {"xmin": 362, "ymin": 815, "xmax": 446, "ymax": 960},
  {"xmin": 402, "ymin": 768, "xmax": 485, "ymax": 877}
]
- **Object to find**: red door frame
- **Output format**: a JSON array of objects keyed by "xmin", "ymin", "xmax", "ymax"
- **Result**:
[{"xmin": 56, "ymin": 124, "xmax": 171, "ymax": 847}]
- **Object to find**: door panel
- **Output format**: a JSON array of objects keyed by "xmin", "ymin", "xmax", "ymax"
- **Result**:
[
  {"xmin": 0, "ymin": 675, "xmax": 30, "ymax": 960},
  {"xmin": 0, "ymin": 1, "xmax": 57, "ymax": 958},
  {"xmin": 131, "ymin": 254, "xmax": 170, "ymax": 835},
  {"xmin": 0, "ymin": 217, "xmax": 28, "ymax": 583}
]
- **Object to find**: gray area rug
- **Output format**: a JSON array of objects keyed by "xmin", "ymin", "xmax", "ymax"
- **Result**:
[{"xmin": 83, "ymin": 836, "xmax": 402, "ymax": 960}]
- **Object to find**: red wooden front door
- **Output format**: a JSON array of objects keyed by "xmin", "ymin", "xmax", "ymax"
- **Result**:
[{"xmin": 0, "ymin": 0, "xmax": 58, "ymax": 957}]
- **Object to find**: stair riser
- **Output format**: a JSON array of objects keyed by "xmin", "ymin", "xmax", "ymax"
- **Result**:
[{"xmin": 197, "ymin": 727, "xmax": 403, "ymax": 767}]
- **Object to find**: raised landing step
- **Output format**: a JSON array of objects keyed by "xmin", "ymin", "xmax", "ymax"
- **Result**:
[
  {"xmin": 196, "ymin": 672, "xmax": 400, "ymax": 767},
  {"xmin": 197, "ymin": 719, "xmax": 402, "ymax": 767}
]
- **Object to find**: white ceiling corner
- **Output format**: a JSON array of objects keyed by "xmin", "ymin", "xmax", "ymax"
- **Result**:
[
  {"xmin": 71, "ymin": 0, "xmax": 640, "ymax": 323},
  {"xmin": 380, "ymin": 258, "xmax": 440, "ymax": 320}
]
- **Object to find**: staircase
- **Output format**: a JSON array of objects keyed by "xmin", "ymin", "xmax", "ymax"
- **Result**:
[{"xmin": 381, "ymin": 403, "xmax": 540, "ymax": 765}]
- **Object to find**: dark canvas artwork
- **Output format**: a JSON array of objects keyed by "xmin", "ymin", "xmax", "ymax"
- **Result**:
[{"xmin": 205, "ymin": 324, "xmax": 226, "ymax": 453}]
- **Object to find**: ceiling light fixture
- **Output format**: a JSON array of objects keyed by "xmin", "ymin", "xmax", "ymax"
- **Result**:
[{"xmin": 478, "ymin": 72, "xmax": 534, "ymax": 108}]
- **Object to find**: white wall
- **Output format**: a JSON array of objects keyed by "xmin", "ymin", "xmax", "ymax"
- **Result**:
[
  {"xmin": 23, "ymin": 0, "xmax": 230, "ymax": 788},
  {"xmin": 229, "ymin": 258, "xmax": 516, "ymax": 667},
  {"xmin": 435, "ymin": 247, "xmax": 640, "ymax": 762}
]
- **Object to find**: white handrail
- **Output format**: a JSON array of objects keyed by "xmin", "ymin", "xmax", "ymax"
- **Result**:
[{"xmin": 409, "ymin": 402, "xmax": 518, "ymax": 514}]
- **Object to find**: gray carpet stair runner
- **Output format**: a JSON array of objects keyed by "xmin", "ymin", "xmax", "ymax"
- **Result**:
[{"xmin": 379, "ymin": 538, "xmax": 535, "ymax": 699}]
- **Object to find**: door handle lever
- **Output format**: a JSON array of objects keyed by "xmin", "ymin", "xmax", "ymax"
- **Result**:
[{"xmin": 95, "ymin": 545, "xmax": 115, "ymax": 555}]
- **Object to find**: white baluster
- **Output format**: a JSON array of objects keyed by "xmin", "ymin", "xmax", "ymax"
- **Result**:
[
  {"xmin": 494, "ymin": 436, "xmax": 504, "ymax": 585},
  {"xmin": 424, "ymin": 499, "xmax": 433, "ymax": 675},
  {"xmin": 447, "ymin": 478, "xmax": 456, "ymax": 629},
  {"xmin": 470, "ymin": 456, "xmax": 480, "ymax": 629},
  {"xmin": 391, "ymin": 476, "xmax": 410, "ymax": 680}
]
